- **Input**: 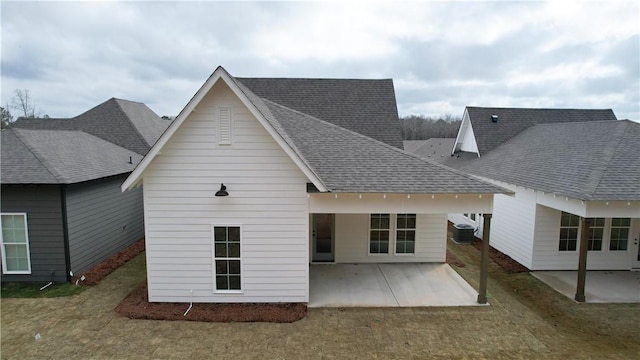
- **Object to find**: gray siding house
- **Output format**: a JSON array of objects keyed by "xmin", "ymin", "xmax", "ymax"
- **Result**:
[{"xmin": 1, "ymin": 98, "xmax": 169, "ymax": 282}]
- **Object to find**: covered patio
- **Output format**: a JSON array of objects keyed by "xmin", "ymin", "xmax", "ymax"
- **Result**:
[
  {"xmin": 533, "ymin": 271, "xmax": 640, "ymax": 303},
  {"xmin": 309, "ymin": 263, "xmax": 483, "ymax": 307}
]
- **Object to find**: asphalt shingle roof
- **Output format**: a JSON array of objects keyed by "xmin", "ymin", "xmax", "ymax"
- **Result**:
[
  {"xmin": 447, "ymin": 120, "xmax": 640, "ymax": 201},
  {"xmin": 1, "ymin": 128, "xmax": 142, "ymax": 184},
  {"xmin": 404, "ymin": 138, "xmax": 455, "ymax": 160},
  {"xmin": 466, "ymin": 107, "xmax": 617, "ymax": 155},
  {"xmin": 236, "ymin": 77, "xmax": 404, "ymax": 149},
  {"xmin": 257, "ymin": 99, "xmax": 506, "ymax": 194},
  {"xmin": 13, "ymin": 98, "xmax": 169, "ymax": 155}
]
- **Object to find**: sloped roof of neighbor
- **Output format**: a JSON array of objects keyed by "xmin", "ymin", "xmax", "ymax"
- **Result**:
[
  {"xmin": 1, "ymin": 128, "xmax": 142, "ymax": 184},
  {"xmin": 455, "ymin": 120, "xmax": 639, "ymax": 201},
  {"xmin": 12, "ymin": 98, "xmax": 169, "ymax": 155},
  {"xmin": 404, "ymin": 138, "xmax": 455, "ymax": 159},
  {"xmin": 466, "ymin": 107, "xmax": 617, "ymax": 155}
]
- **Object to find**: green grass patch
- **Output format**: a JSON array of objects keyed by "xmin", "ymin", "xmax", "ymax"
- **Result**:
[{"xmin": 1, "ymin": 282, "xmax": 86, "ymax": 298}]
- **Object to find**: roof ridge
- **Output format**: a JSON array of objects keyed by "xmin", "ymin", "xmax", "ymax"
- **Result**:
[
  {"xmin": 466, "ymin": 106, "xmax": 614, "ymax": 111},
  {"xmin": 586, "ymin": 121, "xmax": 630, "ymax": 199},
  {"xmin": 11, "ymin": 128, "xmax": 63, "ymax": 183},
  {"xmin": 236, "ymin": 77, "xmax": 392, "ymax": 81},
  {"xmin": 112, "ymin": 98, "xmax": 152, "ymax": 149},
  {"xmin": 261, "ymin": 98, "xmax": 499, "ymax": 193}
]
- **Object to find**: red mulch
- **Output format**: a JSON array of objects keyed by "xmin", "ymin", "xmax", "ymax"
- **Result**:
[
  {"xmin": 71, "ymin": 239, "xmax": 145, "ymax": 286},
  {"xmin": 446, "ymin": 250, "xmax": 466, "ymax": 268},
  {"xmin": 115, "ymin": 282, "xmax": 307, "ymax": 323},
  {"xmin": 470, "ymin": 238, "xmax": 529, "ymax": 273}
]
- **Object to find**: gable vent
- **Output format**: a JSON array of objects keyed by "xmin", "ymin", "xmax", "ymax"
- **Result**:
[{"xmin": 219, "ymin": 107, "xmax": 232, "ymax": 145}]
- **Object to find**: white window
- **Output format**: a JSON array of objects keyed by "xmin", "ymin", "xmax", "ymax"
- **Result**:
[
  {"xmin": 218, "ymin": 107, "xmax": 232, "ymax": 145},
  {"xmin": 369, "ymin": 214, "xmax": 417, "ymax": 255},
  {"xmin": 369, "ymin": 214, "xmax": 390, "ymax": 254},
  {"xmin": 213, "ymin": 226, "xmax": 241, "ymax": 291},
  {"xmin": 587, "ymin": 218, "xmax": 605, "ymax": 251},
  {"xmin": 609, "ymin": 218, "xmax": 630, "ymax": 251},
  {"xmin": 1, "ymin": 213, "xmax": 31, "ymax": 274},
  {"xmin": 559, "ymin": 212, "xmax": 579, "ymax": 251}
]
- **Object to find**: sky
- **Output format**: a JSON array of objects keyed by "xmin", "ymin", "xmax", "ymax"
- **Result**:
[{"xmin": 1, "ymin": 1, "xmax": 639, "ymax": 121}]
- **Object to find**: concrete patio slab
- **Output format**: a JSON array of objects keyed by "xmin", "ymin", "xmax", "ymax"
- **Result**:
[
  {"xmin": 309, "ymin": 263, "xmax": 481, "ymax": 307},
  {"xmin": 532, "ymin": 271, "xmax": 640, "ymax": 303}
]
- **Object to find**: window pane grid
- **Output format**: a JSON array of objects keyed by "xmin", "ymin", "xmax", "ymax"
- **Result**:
[
  {"xmin": 370, "ymin": 214, "xmax": 390, "ymax": 254},
  {"xmin": 609, "ymin": 218, "xmax": 630, "ymax": 251},
  {"xmin": 587, "ymin": 218, "xmax": 604, "ymax": 251},
  {"xmin": 396, "ymin": 214, "xmax": 416, "ymax": 254},
  {"xmin": 558, "ymin": 212, "xmax": 579, "ymax": 252},
  {"xmin": 1, "ymin": 214, "xmax": 30, "ymax": 273},
  {"xmin": 213, "ymin": 226, "xmax": 241, "ymax": 290}
]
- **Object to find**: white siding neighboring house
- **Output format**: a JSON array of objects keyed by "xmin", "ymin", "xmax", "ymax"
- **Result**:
[
  {"xmin": 438, "ymin": 107, "xmax": 640, "ymax": 272},
  {"xmin": 122, "ymin": 66, "xmax": 508, "ymax": 304}
]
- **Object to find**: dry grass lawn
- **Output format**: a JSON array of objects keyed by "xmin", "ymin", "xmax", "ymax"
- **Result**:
[{"xmin": 2, "ymin": 240, "xmax": 639, "ymax": 359}]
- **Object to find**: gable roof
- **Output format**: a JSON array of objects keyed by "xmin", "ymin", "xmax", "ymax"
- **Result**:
[
  {"xmin": 446, "ymin": 120, "xmax": 640, "ymax": 201},
  {"xmin": 236, "ymin": 77, "xmax": 404, "ymax": 148},
  {"xmin": 123, "ymin": 66, "xmax": 507, "ymax": 195},
  {"xmin": 404, "ymin": 138, "xmax": 456, "ymax": 160},
  {"xmin": 464, "ymin": 107, "xmax": 617, "ymax": 155},
  {"xmin": 2, "ymin": 128, "xmax": 142, "ymax": 184},
  {"xmin": 13, "ymin": 98, "xmax": 169, "ymax": 155}
]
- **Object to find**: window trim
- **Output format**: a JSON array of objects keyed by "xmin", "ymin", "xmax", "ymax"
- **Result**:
[
  {"xmin": 368, "ymin": 214, "xmax": 417, "ymax": 256},
  {"xmin": 609, "ymin": 218, "xmax": 630, "ymax": 252},
  {"xmin": 211, "ymin": 224, "xmax": 243, "ymax": 294},
  {"xmin": 586, "ymin": 218, "xmax": 605, "ymax": 252},
  {"xmin": 395, "ymin": 214, "xmax": 416, "ymax": 255},
  {"xmin": 557, "ymin": 214, "xmax": 632, "ymax": 254},
  {"xmin": 1, "ymin": 213, "xmax": 32, "ymax": 274},
  {"xmin": 558, "ymin": 212, "xmax": 579, "ymax": 252},
  {"xmin": 369, "ymin": 214, "xmax": 391, "ymax": 255}
]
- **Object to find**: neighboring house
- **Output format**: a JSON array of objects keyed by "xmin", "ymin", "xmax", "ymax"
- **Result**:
[
  {"xmin": 122, "ymin": 66, "xmax": 507, "ymax": 304},
  {"xmin": 403, "ymin": 138, "xmax": 456, "ymax": 160},
  {"xmin": 1, "ymin": 98, "xmax": 169, "ymax": 283},
  {"xmin": 437, "ymin": 107, "xmax": 639, "ymax": 273}
]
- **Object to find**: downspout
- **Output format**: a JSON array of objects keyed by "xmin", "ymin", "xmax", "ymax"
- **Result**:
[{"xmin": 60, "ymin": 185, "xmax": 72, "ymax": 282}]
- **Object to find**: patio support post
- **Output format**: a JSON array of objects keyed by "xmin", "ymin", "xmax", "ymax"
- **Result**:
[
  {"xmin": 477, "ymin": 213, "xmax": 492, "ymax": 304},
  {"xmin": 575, "ymin": 217, "xmax": 591, "ymax": 302}
]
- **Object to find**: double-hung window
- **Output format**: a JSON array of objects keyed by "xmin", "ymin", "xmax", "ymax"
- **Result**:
[
  {"xmin": 1, "ymin": 213, "xmax": 31, "ymax": 274},
  {"xmin": 395, "ymin": 214, "xmax": 416, "ymax": 254},
  {"xmin": 369, "ymin": 214, "xmax": 390, "ymax": 254},
  {"xmin": 559, "ymin": 212, "xmax": 579, "ymax": 251},
  {"xmin": 369, "ymin": 214, "xmax": 417, "ymax": 255},
  {"xmin": 609, "ymin": 218, "xmax": 630, "ymax": 251},
  {"xmin": 213, "ymin": 226, "xmax": 241, "ymax": 291},
  {"xmin": 587, "ymin": 218, "xmax": 605, "ymax": 251}
]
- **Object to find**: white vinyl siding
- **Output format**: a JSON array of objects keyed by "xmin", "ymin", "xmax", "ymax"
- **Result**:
[
  {"xmin": 335, "ymin": 213, "xmax": 446, "ymax": 263},
  {"xmin": 218, "ymin": 107, "xmax": 232, "ymax": 145},
  {"xmin": 0, "ymin": 213, "xmax": 31, "ymax": 274},
  {"xmin": 532, "ymin": 206, "xmax": 638, "ymax": 270},
  {"xmin": 143, "ymin": 80, "xmax": 309, "ymax": 303},
  {"xmin": 484, "ymin": 189, "xmax": 536, "ymax": 269}
]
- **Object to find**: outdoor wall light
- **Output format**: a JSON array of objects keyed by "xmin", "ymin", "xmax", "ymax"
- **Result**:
[{"xmin": 215, "ymin": 183, "xmax": 229, "ymax": 197}]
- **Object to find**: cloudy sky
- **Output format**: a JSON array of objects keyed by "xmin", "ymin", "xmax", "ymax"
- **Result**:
[{"xmin": 2, "ymin": 1, "xmax": 639, "ymax": 121}]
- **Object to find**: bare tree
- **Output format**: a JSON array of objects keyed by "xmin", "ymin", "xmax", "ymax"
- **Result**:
[
  {"xmin": 11, "ymin": 89, "xmax": 40, "ymax": 118},
  {"xmin": 400, "ymin": 114, "xmax": 462, "ymax": 140},
  {"xmin": 1, "ymin": 106, "xmax": 13, "ymax": 128}
]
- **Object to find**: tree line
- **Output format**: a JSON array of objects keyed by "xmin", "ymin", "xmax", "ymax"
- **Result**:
[
  {"xmin": 1, "ymin": 89, "xmax": 46, "ymax": 128},
  {"xmin": 400, "ymin": 114, "xmax": 461, "ymax": 140}
]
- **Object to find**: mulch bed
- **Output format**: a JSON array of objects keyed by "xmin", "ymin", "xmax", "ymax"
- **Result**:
[
  {"xmin": 470, "ymin": 238, "xmax": 529, "ymax": 273},
  {"xmin": 447, "ymin": 221, "xmax": 528, "ymax": 273},
  {"xmin": 115, "ymin": 282, "xmax": 307, "ymax": 323},
  {"xmin": 71, "ymin": 239, "xmax": 145, "ymax": 286}
]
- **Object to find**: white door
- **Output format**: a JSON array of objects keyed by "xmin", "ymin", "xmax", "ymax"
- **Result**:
[{"xmin": 632, "ymin": 227, "xmax": 640, "ymax": 269}]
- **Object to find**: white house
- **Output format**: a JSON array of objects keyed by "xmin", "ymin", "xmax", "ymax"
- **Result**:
[
  {"xmin": 439, "ymin": 107, "xmax": 640, "ymax": 279},
  {"xmin": 122, "ymin": 67, "xmax": 508, "ymax": 304}
]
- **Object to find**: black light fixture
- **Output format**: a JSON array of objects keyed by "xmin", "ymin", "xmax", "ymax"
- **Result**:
[{"xmin": 215, "ymin": 183, "xmax": 229, "ymax": 197}]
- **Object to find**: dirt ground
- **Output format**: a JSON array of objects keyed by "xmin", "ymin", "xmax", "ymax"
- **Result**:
[{"xmin": 2, "ymin": 239, "xmax": 639, "ymax": 359}]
